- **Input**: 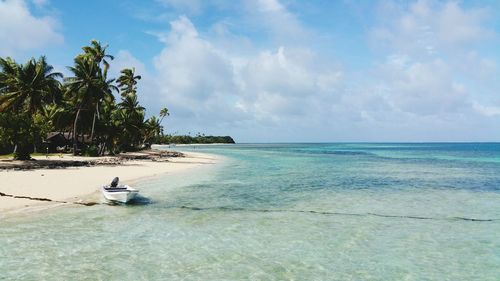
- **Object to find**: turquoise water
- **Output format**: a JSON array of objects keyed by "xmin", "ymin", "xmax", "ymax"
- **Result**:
[{"xmin": 1, "ymin": 143, "xmax": 500, "ymax": 280}]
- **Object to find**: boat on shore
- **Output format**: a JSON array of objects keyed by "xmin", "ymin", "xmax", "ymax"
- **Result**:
[{"xmin": 101, "ymin": 177, "xmax": 139, "ymax": 203}]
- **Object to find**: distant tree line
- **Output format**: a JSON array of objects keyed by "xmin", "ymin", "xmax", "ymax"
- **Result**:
[{"xmin": 155, "ymin": 135, "xmax": 235, "ymax": 144}]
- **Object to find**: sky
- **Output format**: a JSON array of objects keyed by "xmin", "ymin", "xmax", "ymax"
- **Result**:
[{"xmin": 1, "ymin": 0, "xmax": 500, "ymax": 142}]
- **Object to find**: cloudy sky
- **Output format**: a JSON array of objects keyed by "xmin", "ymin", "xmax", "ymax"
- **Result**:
[{"xmin": 1, "ymin": 0, "xmax": 500, "ymax": 142}]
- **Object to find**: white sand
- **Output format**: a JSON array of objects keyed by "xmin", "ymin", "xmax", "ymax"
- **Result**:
[{"xmin": 0, "ymin": 152, "xmax": 219, "ymax": 216}]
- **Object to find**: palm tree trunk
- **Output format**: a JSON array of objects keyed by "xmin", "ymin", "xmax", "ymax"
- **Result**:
[
  {"xmin": 90, "ymin": 111, "xmax": 96, "ymax": 142},
  {"xmin": 73, "ymin": 108, "xmax": 81, "ymax": 155},
  {"xmin": 99, "ymin": 141, "xmax": 107, "ymax": 156},
  {"xmin": 33, "ymin": 128, "xmax": 38, "ymax": 154},
  {"xmin": 68, "ymin": 129, "xmax": 73, "ymax": 147},
  {"xmin": 90, "ymin": 103, "xmax": 100, "ymax": 142}
]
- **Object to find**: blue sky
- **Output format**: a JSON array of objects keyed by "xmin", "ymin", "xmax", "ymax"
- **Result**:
[{"xmin": 1, "ymin": 0, "xmax": 500, "ymax": 142}]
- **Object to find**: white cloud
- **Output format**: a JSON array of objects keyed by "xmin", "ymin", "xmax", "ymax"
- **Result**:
[
  {"xmin": 243, "ymin": 0, "xmax": 310, "ymax": 45},
  {"xmin": 130, "ymin": 1, "xmax": 500, "ymax": 141},
  {"xmin": 111, "ymin": 50, "xmax": 148, "ymax": 78},
  {"xmin": 437, "ymin": 1, "xmax": 492, "ymax": 45},
  {"xmin": 138, "ymin": 16, "xmax": 345, "ymax": 136},
  {"xmin": 472, "ymin": 102, "xmax": 500, "ymax": 117},
  {"xmin": 150, "ymin": 16, "xmax": 240, "ymax": 125},
  {"xmin": 371, "ymin": 0, "xmax": 493, "ymax": 57},
  {"xmin": 458, "ymin": 51, "xmax": 497, "ymax": 81},
  {"xmin": 364, "ymin": 0, "xmax": 499, "ymax": 135},
  {"xmin": 236, "ymin": 46, "xmax": 343, "ymax": 122},
  {"xmin": 153, "ymin": 16, "xmax": 236, "ymax": 102},
  {"xmin": 110, "ymin": 50, "xmax": 162, "ymax": 116},
  {"xmin": 0, "ymin": 0, "xmax": 63, "ymax": 56},
  {"xmin": 373, "ymin": 58, "xmax": 470, "ymax": 116}
]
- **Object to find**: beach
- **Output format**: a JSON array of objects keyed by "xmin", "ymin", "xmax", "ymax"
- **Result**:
[{"xmin": 0, "ymin": 151, "xmax": 219, "ymax": 216}]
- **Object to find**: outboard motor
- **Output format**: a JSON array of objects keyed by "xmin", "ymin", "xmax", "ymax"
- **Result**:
[{"xmin": 110, "ymin": 177, "xmax": 119, "ymax": 188}]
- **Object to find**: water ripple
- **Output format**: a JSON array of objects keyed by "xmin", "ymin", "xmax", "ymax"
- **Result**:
[{"xmin": 175, "ymin": 205, "xmax": 499, "ymax": 222}]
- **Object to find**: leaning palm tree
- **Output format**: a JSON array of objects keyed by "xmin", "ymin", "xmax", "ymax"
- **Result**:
[
  {"xmin": 159, "ymin": 107, "xmax": 169, "ymax": 124},
  {"xmin": 116, "ymin": 68, "xmax": 141, "ymax": 98}
]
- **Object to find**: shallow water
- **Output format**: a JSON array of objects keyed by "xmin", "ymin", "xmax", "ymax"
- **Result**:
[{"xmin": 1, "ymin": 143, "xmax": 500, "ymax": 280}]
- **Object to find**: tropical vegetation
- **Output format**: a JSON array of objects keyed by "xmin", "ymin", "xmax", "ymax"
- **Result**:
[{"xmin": 0, "ymin": 40, "xmax": 167, "ymax": 159}]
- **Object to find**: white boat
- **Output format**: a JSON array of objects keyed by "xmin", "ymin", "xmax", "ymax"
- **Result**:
[{"xmin": 101, "ymin": 177, "xmax": 139, "ymax": 203}]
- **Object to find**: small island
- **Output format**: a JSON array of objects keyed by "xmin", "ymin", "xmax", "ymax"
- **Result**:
[{"xmin": 156, "ymin": 134, "xmax": 235, "ymax": 145}]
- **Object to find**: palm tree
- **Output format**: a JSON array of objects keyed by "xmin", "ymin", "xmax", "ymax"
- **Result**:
[
  {"xmin": 0, "ymin": 57, "xmax": 18, "ymax": 101},
  {"xmin": 0, "ymin": 57, "xmax": 62, "ymax": 159},
  {"xmin": 90, "ymin": 75, "xmax": 117, "ymax": 141},
  {"xmin": 0, "ymin": 56, "xmax": 62, "ymax": 114},
  {"xmin": 65, "ymin": 56, "xmax": 116, "ymax": 155},
  {"xmin": 144, "ymin": 116, "xmax": 162, "ymax": 142},
  {"xmin": 117, "ymin": 93, "xmax": 145, "ymax": 149},
  {"xmin": 119, "ymin": 93, "xmax": 145, "ymax": 120},
  {"xmin": 159, "ymin": 107, "xmax": 169, "ymax": 124},
  {"xmin": 116, "ymin": 68, "xmax": 141, "ymax": 97},
  {"xmin": 94, "ymin": 97, "xmax": 119, "ymax": 155},
  {"xmin": 39, "ymin": 104, "xmax": 65, "ymax": 132},
  {"xmin": 80, "ymin": 39, "xmax": 114, "ymax": 75}
]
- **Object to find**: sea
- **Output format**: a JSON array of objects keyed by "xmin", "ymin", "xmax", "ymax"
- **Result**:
[{"xmin": 1, "ymin": 143, "xmax": 500, "ymax": 280}]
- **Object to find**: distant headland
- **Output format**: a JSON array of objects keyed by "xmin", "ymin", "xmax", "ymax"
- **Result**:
[{"xmin": 155, "ymin": 135, "xmax": 235, "ymax": 145}]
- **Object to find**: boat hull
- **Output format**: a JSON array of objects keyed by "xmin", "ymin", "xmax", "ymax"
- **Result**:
[{"xmin": 101, "ymin": 185, "xmax": 139, "ymax": 203}]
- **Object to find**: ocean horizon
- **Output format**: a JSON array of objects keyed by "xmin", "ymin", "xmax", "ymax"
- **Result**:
[{"xmin": 2, "ymin": 143, "xmax": 500, "ymax": 280}]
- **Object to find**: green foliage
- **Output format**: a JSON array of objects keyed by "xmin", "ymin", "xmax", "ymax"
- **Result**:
[
  {"xmin": 33, "ymin": 111, "xmax": 56, "ymax": 141},
  {"xmin": 116, "ymin": 68, "xmax": 141, "ymax": 97},
  {"xmin": 82, "ymin": 145, "xmax": 99, "ymax": 157},
  {"xmin": 0, "ymin": 112, "xmax": 34, "ymax": 159},
  {"xmin": 0, "ymin": 56, "xmax": 62, "ymax": 114},
  {"xmin": 143, "ymin": 116, "xmax": 162, "ymax": 147},
  {"xmin": 64, "ymin": 52, "xmax": 118, "ymax": 155},
  {"xmin": 0, "ymin": 39, "xmax": 234, "ymax": 158},
  {"xmin": 115, "ymin": 92, "xmax": 145, "ymax": 150},
  {"xmin": 79, "ymin": 39, "xmax": 114, "ymax": 75},
  {"xmin": 0, "ymin": 56, "xmax": 62, "ymax": 159}
]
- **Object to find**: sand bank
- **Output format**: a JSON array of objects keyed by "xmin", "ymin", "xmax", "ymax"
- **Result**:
[{"xmin": 0, "ymin": 151, "xmax": 219, "ymax": 216}]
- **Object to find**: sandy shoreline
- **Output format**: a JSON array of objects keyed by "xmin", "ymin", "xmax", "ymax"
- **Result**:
[{"xmin": 0, "ymin": 151, "xmax": 220, "ymax": 217}]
